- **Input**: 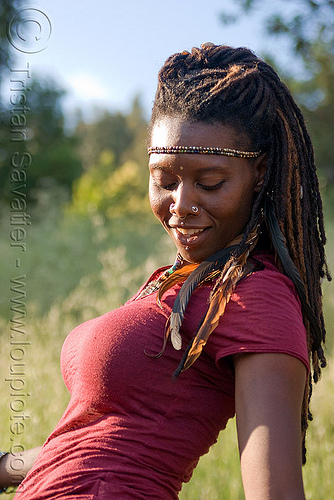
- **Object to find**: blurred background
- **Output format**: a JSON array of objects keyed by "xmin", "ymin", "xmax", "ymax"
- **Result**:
[{"xmin": 0, "ymin": 1, "xmax": 333, "ymax": 498}]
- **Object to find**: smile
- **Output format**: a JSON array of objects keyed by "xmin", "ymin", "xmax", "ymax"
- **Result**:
[
  {"xmin": 177, "ymin": 228, "xmax": 206, "ymax": 235},
  {"xmin": 172, "ymin": 227, "xmax": 210, "ymax": 250}
]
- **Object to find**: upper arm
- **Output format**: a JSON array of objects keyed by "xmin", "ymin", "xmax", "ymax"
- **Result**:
[{"xmin": 233, "ymin": 352, "xmax": 307, "ymax": 500}]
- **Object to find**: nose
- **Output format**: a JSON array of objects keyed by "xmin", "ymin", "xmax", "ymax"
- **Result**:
[{"xmin": 170, "ymin": 183, "xmax": 199, "ymax": 218}]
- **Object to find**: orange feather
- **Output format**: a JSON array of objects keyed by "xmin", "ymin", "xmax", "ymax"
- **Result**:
[
  {"xmin": 181, "ymin": 230, "xmax": 259, "ymax": 372},
  {"xmin": 156, "ymin": 263, "xmax": 199, "ymax": 306}
]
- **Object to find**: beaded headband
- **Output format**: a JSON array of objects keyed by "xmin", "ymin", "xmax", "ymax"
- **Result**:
[{"xmin": 147, "ymin": 146, "xmax": 261, "ymax": 158}]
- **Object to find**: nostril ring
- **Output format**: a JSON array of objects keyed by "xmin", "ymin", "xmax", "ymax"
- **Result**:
[{"xmin": 192, "ymin": 206, "xmax": 199, "ymax": 214}]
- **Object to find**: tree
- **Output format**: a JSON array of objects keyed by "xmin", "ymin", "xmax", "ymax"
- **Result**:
[
  {"xmin": 71, "ymin": 97, "xmax": 150, "ymax": 220},
  {"xmin": 0, "ymin": 76, "xmax": 83, "ymax": 205},
  {"xmin": 220, "ymin": 0, "xmax": 334, "ymax": 191},
  {"xmin": 76, "ymin": 110, "xmax": 134, "ymax": 171},
  {"xmin": 1, "ymin": 1, "xmax": 82, "ymax": 207},
  {"xmin": 68, "ymin": 96, "xmax": 151, "ymax": 221},
  {"xmin": 75, "ymin": 96, "xmax": 148, "ymax": 171},
  {"xmin": 221, "ymin": 0, "xmax": 334, "ymax": 62},
  {"xmin": 0, "ymin": 0, "xmax": 23, "ymax": 83},
  {"xmin": 68, "ymin": 151, "xmax": 150, "ymax": 220}
]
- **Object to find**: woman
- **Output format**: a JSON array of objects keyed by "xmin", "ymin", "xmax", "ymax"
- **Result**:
[{"xmin": 1, "ymin": 43, "xmax": 329, "ymax": 499}]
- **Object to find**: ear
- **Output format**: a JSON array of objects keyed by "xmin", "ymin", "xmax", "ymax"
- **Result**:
[{"xmin": 253, "ymin": 154, "xmax": 267, "ymax": 193}]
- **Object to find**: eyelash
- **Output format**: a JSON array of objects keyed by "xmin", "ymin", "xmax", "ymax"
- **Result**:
[
  {"xmin": 199, "ymin": 180, "xmax": 225, "ymax": 191},
  {"xmin": 159, "ymin": 180, "xmax": 225, "ymax": 191}
]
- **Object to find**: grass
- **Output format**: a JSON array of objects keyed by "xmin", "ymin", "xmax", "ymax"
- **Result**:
[
  {"xmin": 0, "ymin": 208, "xmax": 333, "ymax": 499},
  {"xmin": 179, "ymin": 358, "xmax": 334, "ymax": 499}
]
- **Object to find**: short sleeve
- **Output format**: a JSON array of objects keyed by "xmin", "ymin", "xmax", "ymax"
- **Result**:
[{"xmin": 205, "ymin": 265, "xmax": 310, "ymax": 373}]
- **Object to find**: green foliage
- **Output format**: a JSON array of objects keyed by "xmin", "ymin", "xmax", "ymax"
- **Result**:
[
  {"xmin": 75, "ymin": 96, "xmax": 148, "ymax": 170},
  {"xmin": 76, "ymin": 111, "xmax": 133, "ymax": 169},
  {"xmin": 0, "ymin": 0, "xmax": 23, "ymax": 79},
  {"xmin": 0, "ymin": 76, "xmax": 83, "ymax": 203},
  {"xmin": 68, "ymin": 150, "xmax": 150, "ymax": 219},
  {"xmin": 275, "ymin": 45, "xmax": 334, "ymax": 197},
  {"xmin": 300, "ymin": 46, "xmax": 334, "ymax": 189},
  {"xmin": 0, "ymin": 196, "xmax": 170, "ymax": 320},
  {"xmin": 0, "ymin": 221, "xmax": 332, "ymax": 498},
  {"xmin": 264, "ymin": 1, "xmax": 334, "ymax": 61},
  {"xmin": 221, "ymin": 0, "xmax": 334, "ymax": 62},
  {"xmin": 219, "ymin": 0, "xmax": 334, "ymax": 197},
  {"xmin": 26, "ymin": 78, "xmax": 67, "ymax": 140},
  {"xmin": 68, "ymin": 98, "xmax": 151, "ymax": 222}
]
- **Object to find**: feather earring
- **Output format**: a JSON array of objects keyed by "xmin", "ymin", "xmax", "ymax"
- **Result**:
[
  {"xmin": 168, "ymin": 236, "xmax": 243, "ymax": 350},
  {"xmin": 140, "ymin": 256, "xmax": 199, "ymax": 358},
  {"xmin": 156, "ymin": 263, "xmax": 199, "ymax": 305},
  {"xmin": 173, "ymin": 224, "xmax": 261, "ymax": 377},
  {"xmin": 263, "ymin": 196, "xmax": 322, "ymax": 350},
  {"xmin": 136, "ymin": 254, "xmax": 188, "ymax": 301}
]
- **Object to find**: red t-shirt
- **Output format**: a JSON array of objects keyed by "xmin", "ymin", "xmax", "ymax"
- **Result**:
[{"xmin": 15, "ymin": 254, "xmax": 309, "ymax": 499}]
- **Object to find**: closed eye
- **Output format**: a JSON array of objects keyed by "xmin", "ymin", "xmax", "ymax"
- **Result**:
[
  {"xmin": 164, "ymin": 183, "xmax": 178, "ymax": 191},
  {"xmin": 152, "ymin": 179, "xmax": 225, "ymax": 191},
  {"xmin": 152, "ymin": 180, "xmax": 177, "ymax": 191},
  {"xmin": 198, "ymin": 180, "xmax": 225, "ymax": 191}
]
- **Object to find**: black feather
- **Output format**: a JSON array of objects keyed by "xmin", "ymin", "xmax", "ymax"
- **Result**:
[
  {"xmin": 169, "ymin": 244, "xmax": 240, "ymax": 346},
  {"xmin": 264, "ymin": 196, "xmax": 322, "ymax": 350}
]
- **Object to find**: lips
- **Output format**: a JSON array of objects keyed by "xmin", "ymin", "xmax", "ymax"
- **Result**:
[{"xmin": 169, "ymin": 226, "xmax": 210, "ymax": 249}]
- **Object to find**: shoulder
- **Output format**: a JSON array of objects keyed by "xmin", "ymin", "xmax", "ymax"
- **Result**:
[
  {"xmin": 231, "ymin": 251, "xmax": 301, "ymax": 310},
  {"xmin": 206, "ymin": 251, "xmax": 309, "ymax": 371},
  {"xmin": 229, "ymin": 251, "xmax": 306, "ymax": 340}
]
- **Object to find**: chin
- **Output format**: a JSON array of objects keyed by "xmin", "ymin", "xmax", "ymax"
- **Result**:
[{"xmin": 179, "ymin": 248, "xmax": 209, "ymax": 264}]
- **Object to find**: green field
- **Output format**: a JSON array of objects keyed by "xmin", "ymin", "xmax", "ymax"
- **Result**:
[{"xmin": 0, "ymin": 211, "xmax": 333, "ymax": 499}]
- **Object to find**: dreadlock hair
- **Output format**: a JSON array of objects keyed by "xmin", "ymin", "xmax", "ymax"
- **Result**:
[{"xmin": 149, "ymin": 44, "xmax": 330, "ymax": 464}]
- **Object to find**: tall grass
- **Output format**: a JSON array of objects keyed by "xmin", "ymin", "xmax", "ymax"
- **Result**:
[
  {"xmin": 0, "ymin": 209, "xmax": 333, "ymax": 499},
  {"xmin": 179, "ymin": 359, "xmax": 334, "ymax": 499}
]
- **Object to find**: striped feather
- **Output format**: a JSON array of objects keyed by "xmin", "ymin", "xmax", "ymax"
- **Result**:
[
  {"xmin": 169, "ymin": 239, "xmax": 243, "ymax": 349},
  {"xmin": 156, "ymin": 263, "xmax": 199, "ymax": 307},
  {"xmin": 182, "ymin": 252, "xmax": 254, "ymax": 372},
  {"xmin": 179, "ymin": 226, "xmax": 259, "ymax": 373}
]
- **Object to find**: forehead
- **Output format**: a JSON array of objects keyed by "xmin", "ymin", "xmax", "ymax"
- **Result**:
[
  {"xmin": 148, "ymin": 117, "xmax": 257, "ymax": 177},
  {"xmin": 150, "ymin": 116, "xmax": 245, "ymax": 150}
]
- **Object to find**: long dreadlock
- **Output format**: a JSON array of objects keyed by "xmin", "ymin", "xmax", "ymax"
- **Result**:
[{"xmin": 148, "ymin": 44, "xmax": 330, "ymax": 463}]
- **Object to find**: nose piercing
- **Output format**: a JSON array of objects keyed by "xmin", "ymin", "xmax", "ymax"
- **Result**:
[{"xmin": 170, "ymin": 203, "xmax": 199, "ymax": 216}]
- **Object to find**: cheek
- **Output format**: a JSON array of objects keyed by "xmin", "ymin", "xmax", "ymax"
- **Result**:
[
  {"xmin": 149, "ymin": 192, "xmax": 160, "ymax": 219},
  {"xmin": 217, "ymin": 183, "xmax": 255, "ymax": 224},
  {"xmin": 148, "ymin": 183, "xmax": 169, "ymax": 221}
]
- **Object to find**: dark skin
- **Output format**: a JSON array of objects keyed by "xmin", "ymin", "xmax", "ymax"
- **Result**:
[
  {"xmin": 148, "ymin": 116, "xmax": 266, "ymax": 264},
  {"xmin": 233, "ymin": 352, "xmax": 306, "ymax": 500},
  {"xmin": 0, "ymin": 448, "xmax": 41, "ymax": 490},
  {"xmin": 0, "ymin": 117, "xmax": 307, "ymax": 499},
  {"xmin": 149, "ymin": 116, "xmax": 307, "ymax": 499}
]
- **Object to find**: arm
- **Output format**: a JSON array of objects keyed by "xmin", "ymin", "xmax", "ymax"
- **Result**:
[
  {"xmin": 0, "ymin": 447, "xmax": 42, "ymax": 489},
  {"xmin": 233, "ymin": 352, "xmax": 307, "ymax": 500}
]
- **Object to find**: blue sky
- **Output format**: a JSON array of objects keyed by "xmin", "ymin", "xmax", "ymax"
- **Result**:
[{"xmin": 8, "ymin": 0, "xmax": 294, "ymax": 120}]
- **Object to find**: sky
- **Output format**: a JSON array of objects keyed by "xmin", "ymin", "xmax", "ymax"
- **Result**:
[{"xmin": 7, "ymin": 0, "xmax": 294, "ymax": 121}]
